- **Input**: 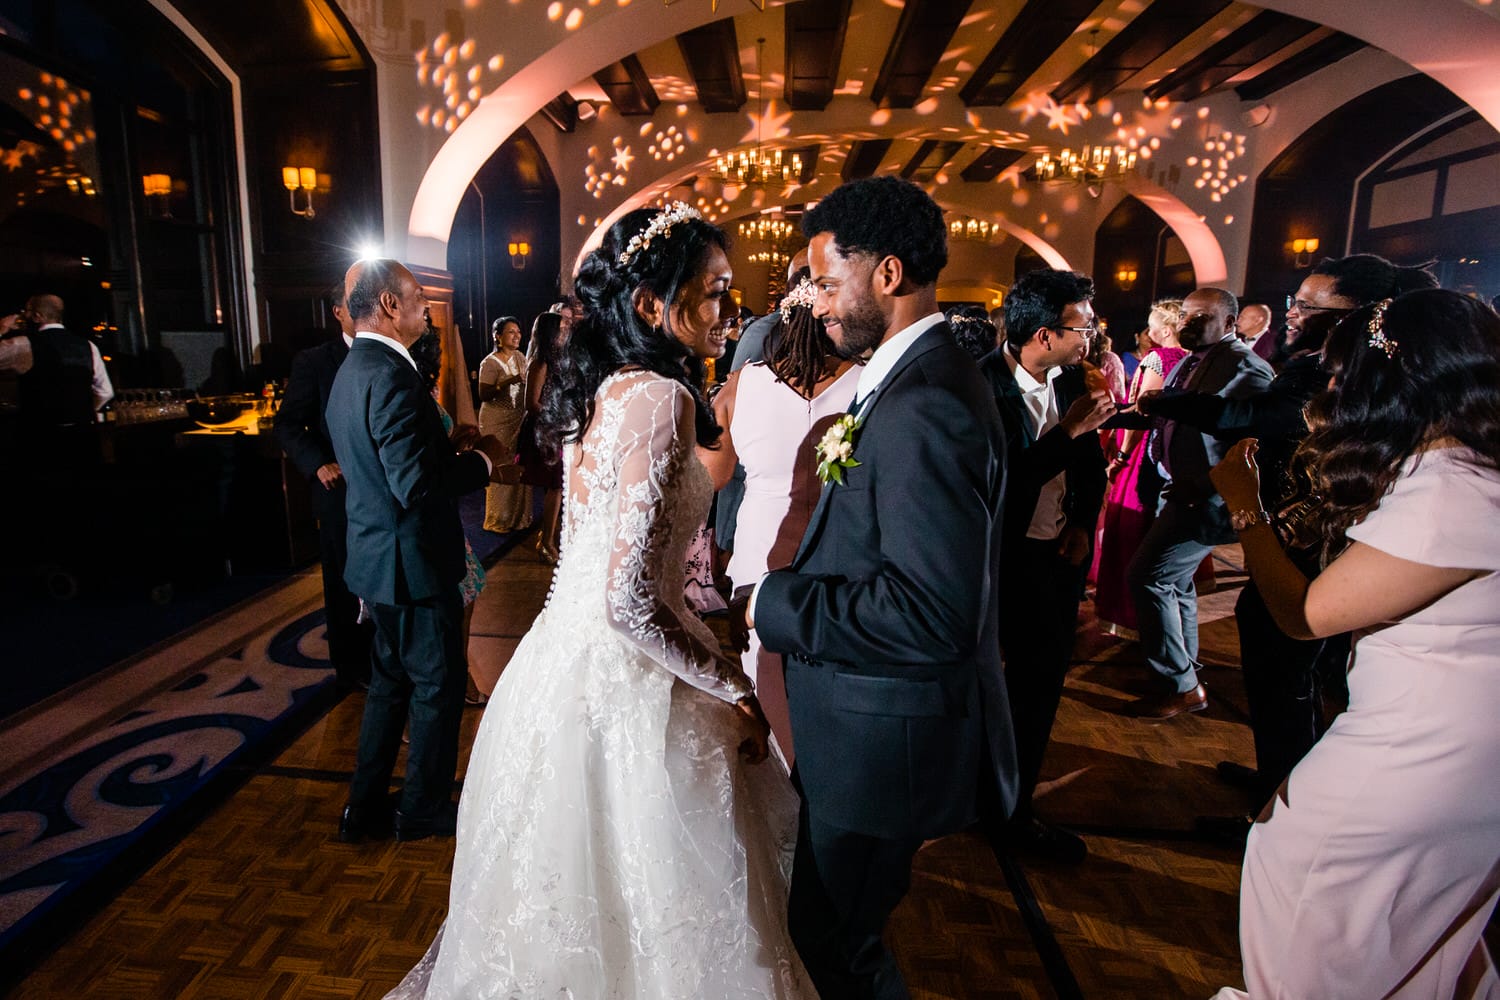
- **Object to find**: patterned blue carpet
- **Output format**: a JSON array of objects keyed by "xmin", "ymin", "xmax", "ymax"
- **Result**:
[{"xmin": 0, "ymin": 604, "xmax": 339, "ymax": 956}]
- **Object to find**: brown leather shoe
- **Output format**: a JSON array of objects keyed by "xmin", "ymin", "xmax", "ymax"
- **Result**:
[{"xmin": 1130, "ymin": 682, "xmax": 1207, "ymax": 719}]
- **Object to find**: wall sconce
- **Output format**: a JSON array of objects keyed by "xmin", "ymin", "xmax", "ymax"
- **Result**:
[
  {"xmin": 507, "ymin": 240, "xmax": 531, "ymax": 270},
  {"xmin": 1291, "ymin": 237, "xmax": 1320, "ymax": 268},
  {"xmin": 282, "ymin": 165, "xmax": 318, "ymax": 218},
  {"xmin": 1115, "ymin": 266, "xmax": 1138, "ymax": 290}
]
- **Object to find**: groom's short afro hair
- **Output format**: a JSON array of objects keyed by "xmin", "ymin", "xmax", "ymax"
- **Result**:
[{"xmin": 802, "ymin": 176, "xmax": 948, "ymax": 286}]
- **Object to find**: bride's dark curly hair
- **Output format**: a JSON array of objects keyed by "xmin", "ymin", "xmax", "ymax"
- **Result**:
[
  {"xmin": 1290, "ymin": 288, "xmax": 1500, "ymax": 561},
  {"xmin": 540, "ymin": 207, "xmax": 727, "ymax": 451}
]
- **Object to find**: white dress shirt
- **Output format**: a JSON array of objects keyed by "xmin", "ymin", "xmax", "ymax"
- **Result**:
[{"xmin": 1002, "ymin": 349, "xmax": 1068, "ymax": 541}]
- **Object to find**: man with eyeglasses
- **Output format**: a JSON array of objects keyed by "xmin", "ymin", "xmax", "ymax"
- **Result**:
[{"xmin": 978, "ymin": 267, "xmax": 1113, "ymax": 863}]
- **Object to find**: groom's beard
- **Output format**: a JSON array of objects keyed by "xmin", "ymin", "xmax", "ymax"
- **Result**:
[{"xmin": 828, "ymin": 295, "xmax": 887, "ymax": 360}]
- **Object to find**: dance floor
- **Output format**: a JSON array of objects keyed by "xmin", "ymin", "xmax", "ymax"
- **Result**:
[{"xmin": 4, "ymin": 542, "xmax": 1265, "ymax": 998}]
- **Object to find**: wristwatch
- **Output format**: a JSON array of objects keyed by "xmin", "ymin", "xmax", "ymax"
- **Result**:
[{"xmin": 1230, "ymin": 508, "xmax": 1273, "ymax": 532}]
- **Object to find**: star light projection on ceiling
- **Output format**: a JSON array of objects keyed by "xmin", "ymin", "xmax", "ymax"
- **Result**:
[
  {"xmin": 4, "ymin": 67, "xmax": 99, "ymax": 208},
  {"xmin": 413, "ymin": 0, "xmax": 1285, "ymax": 252}
]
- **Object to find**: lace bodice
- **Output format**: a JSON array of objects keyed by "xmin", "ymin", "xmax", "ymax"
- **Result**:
[{"xmin": 547, "ymin": 369, "xmax": 752, "ymax": 704}]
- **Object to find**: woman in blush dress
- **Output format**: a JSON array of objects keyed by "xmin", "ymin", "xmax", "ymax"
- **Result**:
[
  {"xmin": 1210, "ymin": 289, "xmax": 1500, "ymax": 999},
  {"xmin": 699, "ymin": 270, "xmax": 861, "ymax": 767},
  {"xmin": 478, "ymin": 316, "xmax": 531, "ymax": 533},
  {"xmin": 387, "ymin": 203, "xmax": 811, "ymax": 1000},
  {"xmin": 1092, "ymin": 299, "xmax": 1188, "ymax": 637}
]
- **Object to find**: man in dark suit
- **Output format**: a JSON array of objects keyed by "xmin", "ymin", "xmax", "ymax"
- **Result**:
[
  {"xmin": 1126, "ymin": 287, "xmax": 1273, "ymax": 718},
  {"xmin": 273, "ymin": 282, "xmax": 372, "ymax": 689},
  {"xmin": 743, "ymin": 177, "xmax": 1016, "ymax": 1000},
  {"xmin": 979, "ymin": 268, "xmax": 1113, "ymax": 863},
  {"xmin": 326, "ymin": 259, "xmax": 508, "ymax": 843}
]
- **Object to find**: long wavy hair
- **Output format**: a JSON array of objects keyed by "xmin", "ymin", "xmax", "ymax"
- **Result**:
[
  {"xmin": 765, "ymin": 267, "xmax": 846, "ymax": 396},
  {"xmin": 1290, "ymin": 288, "xmax": 1500, "ymax": 561},
  {"xmin": 540, "ymin": 207, "xmax": 727, "ymax": 451}
]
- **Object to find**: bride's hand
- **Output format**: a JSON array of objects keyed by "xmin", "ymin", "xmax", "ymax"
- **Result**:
[{"xmin": 733, "ymin": 694, "xmax": 771, "ymax": 765}]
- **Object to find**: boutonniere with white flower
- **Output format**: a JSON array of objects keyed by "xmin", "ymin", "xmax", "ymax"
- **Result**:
[{"xmin": 815, "ymin": 413, "xmax": 862, "ymax": 486}]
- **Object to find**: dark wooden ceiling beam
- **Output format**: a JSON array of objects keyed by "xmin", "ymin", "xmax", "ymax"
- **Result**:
[
  {"xmin": 788, "ymin": 144, "xmax": 822, "ymax": 184},
  {"xmin": 1051, "ymin": 0, "xmax": 1232, "ymax": 104},
  {"xmin": 960, "ymin": 145, "xmax": 1025, "ymax": 182},
  {"xmin": 1235, "ymin": 31, "xmax": 1366, "ymax": 102},
  {"xmin": 677, "ymin": 19, "xmax": 746, "ymax": 113},
  {"xmin": 540, "ymin": 93, "xmax": 579, "ymax": 133},
  {"xmin": 842, "ymin": 139, "xmax": 893, "ymax": 181},
  {"xmin": 1145, "ymin": 12, "xmax": 1319, "ymax": 102},
  {"xmin": 900, "ymin": 139, "xmax": 965, "ymax": 181},
  {"xmin": 870, "ymin": 0, "xmax": 971, "ymax": 109},
  {"xmin": 784, "ymin": 0, "xmax": 852, "ymax": 111},
  {"xmin": 959, "ymin": 0, "xmax": 1098, "ymax": 108},
  {"xmin": 593, "ymin": 54, "xmax": 660, "ymax": 116}
]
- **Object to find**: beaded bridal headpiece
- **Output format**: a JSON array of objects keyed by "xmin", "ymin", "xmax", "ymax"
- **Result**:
[
  {"xmin": 618, "ymin": 201, "xmax": 703, "ymax": 266},
  {"xmin": 779, "ymin": 276, "xmax": 818, "ymax": 319},
  {"xmin": 1367, "ymin": 298, "xmax": 1398, "ymax": 358}
]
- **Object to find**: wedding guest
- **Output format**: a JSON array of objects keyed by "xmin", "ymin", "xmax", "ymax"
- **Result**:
[
  {"xmin": 1125, "ymin": 288, "xmax": 1272, "ymax": 718},
  {"xmin": 517, "ymin": 311, "xmax": 567, "ymax": 563},
  {"xmin": 411, "ymin": 324, "xmax": 494, "ymax": 706},
  {"xmin": 273, "ymin": 280, "xmax": 373, "ymax": 689},
  {"xmin": 1092, "ymin": 300, "xmax": 1187, "ymax": 637},
  {"xmin": 1237, "ymin": 303, "xmax": 1275, "ymax": 363},
  {"xmin": 478, "ymin": 315, "xmax": 530, "ymax": 533},
  {"xmin": 386, "ymin": 203, "xmax": 811, "ymax": 999},
  {"xmin": 1210, "ymin": 289, "xmax": 1500, "ymax": 1000},
  {"xmin": 327, "ymin": 260, "xmax": 508, "ymax": 845},
  {"xmin": 1085, "ymin": 315, "xmax": 1127, "ymax": 403},
  {"xmin": 980, "ymin": 268, "xmax": 1112, "ymax": 863},
  {"xmin": 945, "ymin": 304, "xmax": 999, "ymax": 362},
  {"xmin": 699, "ymin": 269, "xmax": 861, "ymax": 766}
]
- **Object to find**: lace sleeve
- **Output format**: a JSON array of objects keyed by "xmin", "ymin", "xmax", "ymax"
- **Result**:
[{"xmin": 604, "ymin": 378, "xmax": 753, "ymax": 704}]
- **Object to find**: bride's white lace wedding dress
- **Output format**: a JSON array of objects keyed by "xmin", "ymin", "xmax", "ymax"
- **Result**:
[{"xmin": 388, "ymin": 370, "xmax": 814, "ymax": 999}]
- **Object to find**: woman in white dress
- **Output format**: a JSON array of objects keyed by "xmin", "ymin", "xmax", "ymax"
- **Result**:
[
  {"xmin": 387, "ymin": 203, "xmax": 814, "ymax": 1000},
  {"xmin": 699, "ymin": 272, "xmax": 860, "ymax": 766},
  {"xmin": 1208, "ymin": 289, "xmax": 1500, "ymax": 999},
  {"xmin": 478, "ymin": 315, "xmax": 531, "ymax": 533}
]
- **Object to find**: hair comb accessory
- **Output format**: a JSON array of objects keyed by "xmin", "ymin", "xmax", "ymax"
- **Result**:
[
  {"xmin": 618, "ymin": 202, "xmax": 703, "ymax": 267},
  {"xmin": 778, "ymin": 277, "xmax": 818, "ymax": 319},
  {"xmin": 1367, "ymin": 298, "xmax": 1397, "ymax": 358}
]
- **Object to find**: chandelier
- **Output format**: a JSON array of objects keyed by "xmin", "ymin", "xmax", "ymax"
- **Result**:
[
  {"xmin": 738, "ymin": 216, "xmax": 797, "ymax": 243},
  {"xmin": 1032, "ymin": 144, "xmax": 1137, "ymax": 184},
  {"xmin": 948, "ymin": 217, "xmax": 997, "ymax": 242},
  {"xmin": 710, "ymin": 38, "xmax": 802, "ymax": 188},
  {"xmin": 748, "ymin": 248, "xmax": 791, "ymax": 268}
]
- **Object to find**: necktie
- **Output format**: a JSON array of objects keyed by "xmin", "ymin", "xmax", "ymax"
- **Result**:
[{"xmin": 1149, "ymin": 351, "xmax": 1205, "ymax": 468}]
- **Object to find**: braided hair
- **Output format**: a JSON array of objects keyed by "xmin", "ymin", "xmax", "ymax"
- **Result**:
[
  {"xmin": 540, "ymin": 207, "xmax": 727, "ymax": 451},
  {"xmin": 764, "ymin": 268, "xmax": 843, "ymax": 397}
]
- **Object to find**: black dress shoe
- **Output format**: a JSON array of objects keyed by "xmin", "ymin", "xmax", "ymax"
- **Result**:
[
  {"xmin": 395, "ymin": 802, "xmax": 459, "ymax": 842},
  {"xmin": 1195, "ymin": 813, "xmax": 1254, "ymax": 845},
  {"xmin": 337, "ymin": 796, "xmax": 396, "ymax": 843},
  {"xmin": 1001, "ymin": 816, "xmax": 1088, "ymax": 864}
]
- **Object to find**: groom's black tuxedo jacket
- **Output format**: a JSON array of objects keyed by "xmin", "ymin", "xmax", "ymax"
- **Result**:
[
  {"xmin": 326, "ymin": 337, "xmax": 490, "ymax": 607},
  {"xmin": 757, "ymin": 322, "xmax": 1019, "ymax": 840}
]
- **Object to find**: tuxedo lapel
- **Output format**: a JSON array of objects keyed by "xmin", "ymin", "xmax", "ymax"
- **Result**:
[
  {"xmin": 994, "ymin": 376, "xmax": 1036, "ymax": 447},
  {"xmin": 790, "ymin": 324, "xmax": 951, "ymax": 568}
]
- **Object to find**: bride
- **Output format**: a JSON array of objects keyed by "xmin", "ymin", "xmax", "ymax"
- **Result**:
[{"xmin": 387, "ymin": 204, "xmax": 815, "ymax": 999}]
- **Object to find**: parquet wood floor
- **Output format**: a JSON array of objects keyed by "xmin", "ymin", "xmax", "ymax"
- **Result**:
[{"xmin": 9, "ymin": 546, "xmax": 1260, "ymax": 999}]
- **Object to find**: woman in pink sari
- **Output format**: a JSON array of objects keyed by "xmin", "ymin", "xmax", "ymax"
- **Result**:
[{"xmin": 1093, "ymin": 300, "xmax": 1187, "ymax": 637}]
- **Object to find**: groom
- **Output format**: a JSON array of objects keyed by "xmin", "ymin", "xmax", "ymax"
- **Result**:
[{"xmin": 744, "ymin": 176, "xmax": 1017, "ymax": 999}]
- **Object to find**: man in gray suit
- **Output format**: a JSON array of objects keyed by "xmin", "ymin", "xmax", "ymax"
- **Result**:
[{"xmin": 1126, "ymin": 287, "xmax": 1273, "ymax": 718}]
